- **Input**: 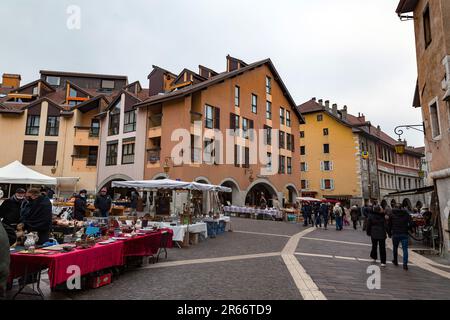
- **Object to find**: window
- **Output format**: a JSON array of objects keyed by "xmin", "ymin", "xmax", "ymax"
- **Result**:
[
  {"xmin": 32, "ymin": 87, "xmax": 38, "ymax": 95},
  {"xmin": 46, "ymin": 76, "xmax": 60, "ymax": 86},
  {"xmin": 242, "ymin": 118, "xmax": 249, "ymax": 139},
  {"xmin": 423, "ymin": 6, "xmax": 432, "ymax": 48},
  {"xmin": 234, "ymin": 144, "xmax": 240, "ymax": 167},
  {"xmin": 279, "ymin": 131, "xmax": 285, "ymax": 149},
  {"xmin": 234, "ymin": 86, "xmax": 240, "ymax": 107},
  {"xmin": 230, "ymin": 113, "xmax": 240, "ymax": 136},
  {"xmin": 267, "ymin": 152, "xmax": 272, "ymax": 169},
  {"xmin": 266, "ymin": 101, "xmax": 272, "ymax": 120},
  {"xmin": 122, "ymin": 141, "xmax": 135, "ymax": 164},
  {"xmin": 317, "ymin": 114, "xmax": 323, "ymax": 122},
  {"xmin": 264, "ymin": 125, "xmax": 272, "ymax": 145},
  {"xmin": 205, "ymin": 104, "xmax": 220, "ymax": 129},
  {"xmin": 69, "ymin": 88, "xmax": 77, "ymax": 97},
  {"xmin": 42, "ymin": 141, "xmax": 57, "ymax": 166},
  {"xmin": 279, "ymin": 155, "xmax": 285, "ymax": 174},
  {"xmin": 301, "ymin": 180, "xmax": 309, "ymax": 190},
  {"xmin": 87, "ymin": 146, "xmax": 98, "ymax": 166},
  {"xmin": 45, "ymin": 116, "xmax": 59, "ymax": 136},
  {"xmin": 323, "ymin": 128, "xmax": 329, "ymax": 136},
  {"xmin": 22, "ymin": 141, "xmax": 38, "ymax": 166},
  {"xmin": 300, "ymin": 162, "xmax": 308, "ymax": 172},
  {"xmin": 108, "ymin": 102, "xmax": 120, "ymax": 136},
  {"xmin": 300, "ymin": 131, "xmax": 305, "ymax": 138},
  {"xmin": 429, "ymin": 100, "xmax": 441, "ymax": 138},
  {"xmin": 280, "ymin": 107, "xmax": 285, "ymax": 125},
  {"xmin": 69, "ymin": 100, "xmax": 81, "ymax": 107},
  {"xmin": 286, "ymin": 110, "xmax": 291, "ymax": 127},
  {"xmin": 321, "ymin": 179, "xmax": 334, "ymax": 190},
  {"xmin": 124, "ymin": 110, "xmax": 136, "ymax": 133},
  {"xmin": 287, "ymin": 157, "xmax": 292, "ymax": 174},
  {"xmin": 106, "ymin": 141, "xmax": 118, "ymax": 166},
  {"xmin": 90, "ymin": 119, "xmax": 100, "ymax": 137},
  {"xmin": 266, "ymin": 76, "xmax": 272, "ymax": 94},
  {"xmin": 322, "ymin": 161, "xmax": 333, "ymax": 171},
  {"xmin": 323, "ymin": 144, "xmax": 330, "ymax": 154},
  {"xmin": 300, "ymin": 146, "xmax": 306, "ymax": 155},
  {"xmin": 286, "ymin": 133, "xmax": 292, "ymax": 151},
  {"xmin": 102, "ymin": 80, "xmax": 115, "ymax": 90},
  {"xmin": 26, "ymin": 115, "xmax": 40, "ymax": 135},
  {"xmin": 243, "ymin": 147, "xmax": 250, "ymax": 168},
  {"xmin": 251, "ymin": 94, "xmax": 257, "ymax": 114}
]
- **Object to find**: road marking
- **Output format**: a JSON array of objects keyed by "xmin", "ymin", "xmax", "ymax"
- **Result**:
[
  {"xmin": 233, "ymin": 230, "xmax": 291, "ymax": 238},
  {"xmin": 295, "ymin": 252, "xmax": 416, "ymax": 266},
  {"xmin": 141, "ymin": 252, "xmax": 281, "ymax": 269},
  {"xmin": 282, "ymin": 228, "xmax": 327, "ymax": 300},
  {"xmin": 302, "ymin": 237, "xmax": 371, "ymax": 247}
]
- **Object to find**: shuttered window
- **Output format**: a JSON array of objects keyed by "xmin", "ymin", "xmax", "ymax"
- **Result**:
[
  {"xmin": 205, "ymin": 105, "xmax": 220, "ymax": 129},
  {"xmin": 22, "ymin": 141, "xmax": 38, "ymax": 166},
  {"xmin": 42, "ymin": 141, "xmax": 57, "ymax": 166}
]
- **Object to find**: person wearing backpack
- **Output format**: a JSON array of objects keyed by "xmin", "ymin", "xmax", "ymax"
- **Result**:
[{"xmin": 333, "ymin": 203, "xmax": 343, "ymax": 231}]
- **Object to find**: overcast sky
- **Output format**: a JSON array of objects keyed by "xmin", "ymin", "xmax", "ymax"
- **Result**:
[{"xmin": 0, "ymin": 0, "xmax": 424, "ymax": 146}]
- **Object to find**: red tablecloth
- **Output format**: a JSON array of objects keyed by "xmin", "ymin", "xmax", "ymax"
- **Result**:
[{"xmin": 9, "ymin": 229, "xmax": 173, "ymax": 288}]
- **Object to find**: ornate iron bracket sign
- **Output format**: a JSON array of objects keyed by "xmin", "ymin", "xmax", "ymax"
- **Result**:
[{"xmin": 394, "ymin": 124, "xmax": 425, "ymax": 140}]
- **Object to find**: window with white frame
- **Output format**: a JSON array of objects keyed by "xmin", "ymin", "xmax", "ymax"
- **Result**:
[
  {"xmin": 321, "ymin": 161, "xmax": 333, "ymax": 171},
  {"xmin": 429, "ymin": 99, "xmax": 441, "ymax": 139},
  {"xmin": 321, "ymin": 179, "xmax": 334, "ymax": 190},
  {"xmin": 300, "ymin": 162, "xmax": 308, "ymax": 172},
  {"xmin": 301, "ymin": 180, "xmax": 309, "ymax": 190}
]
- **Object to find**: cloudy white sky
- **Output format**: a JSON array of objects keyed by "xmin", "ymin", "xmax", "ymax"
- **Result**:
[{"xmin": 0, "ymin": 0, "xmax": 424, "ymax": 146}]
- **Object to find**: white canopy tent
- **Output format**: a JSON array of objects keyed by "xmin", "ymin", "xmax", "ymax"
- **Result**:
[
  {"xmin": 296, "ymin": 197, "xmax": 322, "ymax": 203},
  {"xmin": 112, "ymin": 179, "xmax": 232, "ymax": 193},
  {"xmin": 0, "ymin": 161, "xmax": 57, "ymax": 185}
]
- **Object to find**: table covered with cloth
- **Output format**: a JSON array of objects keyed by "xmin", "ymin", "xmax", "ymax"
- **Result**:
[
  {"xmin": 145, "ymin": 222, "xmax": 207, "ymax": 242},
  {"xmin": 9, "ymin": 229, "xmax": 173, "ymax": 288}
]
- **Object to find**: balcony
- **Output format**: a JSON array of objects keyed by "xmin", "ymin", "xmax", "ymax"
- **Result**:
[
  {"xmin": 190, "ymin": 111, "xmax": 202, "ymax": 124},
  {"xmin": 148, "ymin": 114, "xmax": 162, "ymax": 138},
  {"xmin": 72, "ymin": 156, "xmax": 97, "ymax": 172},
  {"xmin": 74, "ymin": 126, "xmax": 99, "ymax": 146},
  {"xmin": 147, "ymin": 148, "xmax": 161, "ymax": 164}
]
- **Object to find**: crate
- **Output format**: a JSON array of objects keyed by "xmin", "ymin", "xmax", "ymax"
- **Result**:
[{"xmin": 88, "ymin": 273, "xmax": 112, "ymax": 289}]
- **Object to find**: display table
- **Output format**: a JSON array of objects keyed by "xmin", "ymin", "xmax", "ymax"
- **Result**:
[
  {"xmin": 123, "ymin": 229, "xmax": 173, "ymax": 257},
  {"xmin": 146, "ymin": 222, "xmax": 208, "ymax": 242},
  {"xmin": 224, "ymin": 206, "xmax": 281, "ymax": 219}
]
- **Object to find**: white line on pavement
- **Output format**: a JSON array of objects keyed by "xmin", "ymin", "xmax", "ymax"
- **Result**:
[
  {"xmin": 301, "ymin": 237, "xmax": 371, "ymax": 247},
  {"xmin": 232, "ymin": 230, "xmax": 292, "ymax": 238}
]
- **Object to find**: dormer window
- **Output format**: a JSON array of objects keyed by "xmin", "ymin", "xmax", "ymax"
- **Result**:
[
  {"xmin": 32, "ymin": 87, "xmax": 38, "ymax": 95},
  {"xmin": 108, "ymin": 100, "xmax": 121, "ymax": 136},
  {"xmin": 46, "ymin": 76, "xmax": 60, "ymax": 86},
  {"xmin": 69, "ymin": 88, "xmax": 77, "ymax": 97},
  {"xmin": 102, "ymin": 80, "xmax": 115, "ymax": 90}
]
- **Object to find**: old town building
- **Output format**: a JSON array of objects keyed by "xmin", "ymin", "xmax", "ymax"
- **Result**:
[{"xmin": 396, "ymin": 0, "xmax": 450, "ymax": 253}]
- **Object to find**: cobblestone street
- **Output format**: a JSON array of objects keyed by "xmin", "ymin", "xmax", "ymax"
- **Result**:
[{"xmin": 9, "ymin": 217, "xmax": 450, "ymax": 300}]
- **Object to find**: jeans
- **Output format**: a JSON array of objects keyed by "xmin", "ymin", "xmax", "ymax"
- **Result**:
[
  {"xmin": 393, "ymin": 235, "xmax": 409, "ymax": 266},
  {"xmin": 322, "ymin": 215, "xmax": 328, "ymax": 228},
  {"xmin": 302, "ymin": 214, "xmax": 308, "ymax": 226},
  {"xmin": 370, "ymin": 238, "xmax": 386, "ymax": 264},
  {"xmin": 315, "ymin": 215, "xmax": 322, "ymax": 227},
  {"xmin": 335, "ymin": 217, "xmax": 343, "ymax": 230}
]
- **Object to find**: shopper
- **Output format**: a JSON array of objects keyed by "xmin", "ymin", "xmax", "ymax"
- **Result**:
[
  {"xmin": 302, "ymin": 203, "xmax": 312, "ymax": 227},
  {"xmin": 350, "ymin": 205, "xmax": 360, "ymax": 230},
  {"xmin": 94, "ymin": 187, "xmax": 112, "ymax": 218},
  {"xmin": 20, "ymin": 188, "xmax": 52, "ymax": 245},
  {"xmin": 319, "ymin": 202, "xmax": 329, "ymax": 230},
  {"xmin": 0, "ymin": 188, "xmax": 26, "ymax": 229},
  {"xmin": 334, "ymin": 203, "xmax": 343, "ymax": 231},
  {"xmin": 367, "ymin": 205, "xmax": 387, "ymax": 266},
  {"xmin": 0, "ymin": 223, "xmax": 11, "ymax": 298},
  {"xmin": 74, "ymin": 189, "xmax": 88, "ymax": 221},
  {"xmin": 388, "ymin": 204, "xmax": 412, "ymax": 270},
  {"xmin": 130, "ymin": 191, "xmax": 139, "ymax": 216}
]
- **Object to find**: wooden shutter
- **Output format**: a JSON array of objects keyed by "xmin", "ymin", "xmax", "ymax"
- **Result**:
[
  {"xmin": 244, "ymin": 147, "xmax": 250, "ymax": 168},
  {"xmin": 320, "ymin": 161, "xmax": 324, "ymax": 171},
  {"xmin": 234, "ymin": 144, "xmax": 239, "ymax": 167},
  {"xmin": 214, "ymin": 107, "xmax": 220, "ymax": 130},
  {"xmin": 249, "ymin": 120, "xmax": 254, "ymax": 140},
  {"xmin": 42, "ymin": 141, "xmax": 58, "ymax": 166},
  {"xmin": 22, "ymin": 141, "xmax": 38, "ymax": 166},
  {"xmin": 230, "ymin": 113, "xmax": 236, "ymax": 130},
  {"xmin": 291, "ymin": 134, "xmax": 295, "ymax": 152}
]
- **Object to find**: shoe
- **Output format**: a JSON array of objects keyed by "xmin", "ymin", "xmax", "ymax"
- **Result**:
[
  {"xmin": 392, "ymin": 260, "xmax": 398, "ymax": 266},
  {"xmin": 403, "ymin": 265, "xmax": 408, "ymax": 271},
  {"xmin": 381, "ymin": 264, "xmax": 386, "ymax": 267}
]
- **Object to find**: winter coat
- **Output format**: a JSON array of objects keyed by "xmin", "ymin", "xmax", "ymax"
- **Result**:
[
  {"xmin": 319, "ymin": 204, "xmax": 329, "ymax": 217},
  {"xmin": 130, "ymin": 193, "xmax": 138, "ymax": 209},
  {"xmin": 74, "ymin": 196, "xmax": 87, "ymax": 221},
  {"xmin": 94, "ymin": 194, "xmax": 112, "ymax": 213},
  {"xmin": 2, "ymin": 222, "xmax": 16, "ymax": 246},
  {"xmin": 0, "ymin": 196, "xmax": 24, "ymax": 227},
  {"xmin": 333, "ymin": 205, "xmax": 343, "ymax": 217},
  {"xmin": 366, "ymin": 212, "xmax": 387, "ymax": 240},
  {"xmin": 350, "ymin": 207, "xmax": 360, "ymax": 221},
  {"xmin": 0, "ymin": 223, "xmax": 10, "ymax": 290},
  {"xmin": 388, "ymin": 209, "xmax": 412, "ymax": 237},
  {"xmin": 20, "ymin": 195, "xmax": 52, "ymax": 245}
]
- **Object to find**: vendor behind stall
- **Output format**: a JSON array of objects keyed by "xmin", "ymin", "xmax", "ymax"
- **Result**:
[
  {"xmin": 0, "ymin": 188, "xmax": 26, "ymax": 229},
  {"xmin": 95, "ymin": 187, "xmax": 112, "ymax": 217},
  {"xmin": 20, "ymin": 188, "xmax": 52, "ymax": 245},
  {"xmin": 74, "ymin": 189, "xmax": 88, "ymax": 221}
]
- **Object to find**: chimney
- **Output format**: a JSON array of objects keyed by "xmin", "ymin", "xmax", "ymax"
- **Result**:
[
  {"xmin": 332, "ymin": 103, "xmax": 338, "ymax": 115},
  {"xmin": 318, "ymin": 99, "xmax": 323, "ymax": 106},
  {"xmin": 340, "ymin": 105, "xmax": 348, "ymax": 120},
  {"xmin": 312, "ymin": 97, "xmax": 316, "ymax": 102},
  {"xmin": 358, "ymin": 113, "xmax": 366, "ymax": 122},
  {"xmin": 325, "ymin": 100, "xmax": 330, "ymax": 108},
  {"xmin": 2, "ymin": 73, "xmax": 21, "ymax": 89}
]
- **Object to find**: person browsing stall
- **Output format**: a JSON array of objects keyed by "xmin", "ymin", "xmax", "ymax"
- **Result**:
[
  {"xmin": 74, "ymin": 189, "xmax": 88, "ymax": 221},
  {"xmin": 0, "ymin": 188, "xmax": 26, "ymax": 229},
  {"xmin": 20, "ymin": 188, "xmax": 52, "ymax": 245},
  {"xmin": 95, "ymin": 187, "xmax": 112, "ymax": 217}
]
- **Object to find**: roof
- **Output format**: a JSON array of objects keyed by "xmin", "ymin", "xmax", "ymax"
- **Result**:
[
  {"xmin": 297, "ymin": 99, "xmax": 325, "ymax": 114},
  {"xmin": 10, "ymin": 79, "xmax": 55, "ymax": 95},
  {"xmin": 40, "ymin": 70, "xmax": 128, "ymax": 80},
  {"xmin": 172, "ymin": 68, "xmax": 207, "ymax": 85},
  {"xmin": 396, "ymin": 0, "xmax": 419, "ymax": 14},
  {"xmin": 136, "ymin": 58, "xmax": 305, "ymax": 123},
  {"xmin": 147, "ymin": 65, "xmax": 177, "ymax": 79}
]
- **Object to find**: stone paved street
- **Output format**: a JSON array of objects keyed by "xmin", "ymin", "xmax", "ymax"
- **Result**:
[{"xmin": 7, "ymin": 217, "xmax": 450, "ymax": 300}]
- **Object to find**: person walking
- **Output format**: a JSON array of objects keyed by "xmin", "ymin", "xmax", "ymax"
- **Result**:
[
  {"xmin": 319, "ymin": 202, "xmax": 329, "ymax": 230},
  {"xmin": 315, "ymin": 203, "xmax": 322, "ymax": 228},
  {"xmin": 73, "ymin": 189, "xmax": 88, "ymax": 221},
  {"xmin": 388, "ymin": 204, "xmax": 412, "ymax": 270},
  {"xmin": 0, "ymin": 188, "xmax": 26, "ymax": 229},
  {"xmin": 94, "ymin": 187, "xmax": 112, "ymax": 218},
  {"xmin": 366, "ymin": 205, "xmax": 388, "ymax": 267},
  {"xmin": 333, "ymin": 203, "xmax": 343, "ymax": 231},
  {"xmin": 350, "ymin": 205, "xmax": 360, "ymax": 230},
  {"xmin": 362, "ymin": 201, "xmax": 372, "ymax": 231},
  {"xmin": 301, "ymin": 203, "xmax": 312, "ymax": 227},
  {"xmin": 20, "ymin": 188, "xmax": 52, "ymax": 245},
  {"xmin": 130, "ymin": 191, "xmax": 139, "ymax": 216}
]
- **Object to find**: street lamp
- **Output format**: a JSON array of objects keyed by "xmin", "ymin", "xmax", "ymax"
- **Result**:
[
  {"xmin": 163, "ymin": 157, "xmax": 171, "ymax": 176},
  {"xmin": 393, "ymin": 124, "xmax": 425, "ymax": 155}
]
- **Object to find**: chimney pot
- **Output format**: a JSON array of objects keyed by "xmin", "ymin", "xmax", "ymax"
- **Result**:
[
  {"xmin": 312, "ymin": 97, "xmax": 316, "ymax": 102},
  {"xmin": 325, "ymin": 100, "xmax": 330, "ymax": 108},
  {"xmin": 332, "ymin": 103, "xmax": 338, "ymax": 114},
  {"xmin": 318, "ymin": 99, "xmax": 323, "ymax": 106}
]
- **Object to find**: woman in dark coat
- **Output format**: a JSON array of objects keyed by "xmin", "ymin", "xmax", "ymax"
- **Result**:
[
  {"xmin": 366, "ymin": 205, "xmax": 387, "ymax": 266},
  {"xmin": 20, "ymin": 188, "xmax": 52, "ymax": 245}
]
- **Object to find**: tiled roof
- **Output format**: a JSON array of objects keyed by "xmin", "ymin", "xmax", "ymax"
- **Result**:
[
  {"xmin": 297, "ymin": 99, "xmax": 325, "ymax": 114},
  {"xmin": 396, "ymin": 0, "xmax": 419, "ymax": 14}
]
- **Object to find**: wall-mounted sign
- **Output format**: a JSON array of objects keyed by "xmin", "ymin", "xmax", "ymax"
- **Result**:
[{"xmin": 361, "ymin": 151, "xmax": 369, "ymax": 159}]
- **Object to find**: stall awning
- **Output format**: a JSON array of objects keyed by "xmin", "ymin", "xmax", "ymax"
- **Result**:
[
  {"xmin": 112, "ymin": 179, "xmax": 232, "ymax": 193},
  {"xmin": 0, "ymin": 161, "xmax": 57, "ymax": 185},
  {"xmin": 386, "ymin": 186, "xmax": 434, "ymax": 197},
  {"xmin": 297, "ymin": 197, "xmax": 321, "ymax": 203}
]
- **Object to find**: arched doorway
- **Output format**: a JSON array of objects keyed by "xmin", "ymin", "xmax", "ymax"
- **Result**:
[
  {"xmin": 220, "ymin": 179, "xmax": 240, "ymax": 206},
  {"xmin": 245, "ymin": 181, "xmax": 278, "ymax": 208},
  {"xmin": 285, "ymin": 184, "xmax": 298, "ymax": 206},
  {"xmin": 98, "ymin": 174, "xmax": 134, "ymax": 199}
]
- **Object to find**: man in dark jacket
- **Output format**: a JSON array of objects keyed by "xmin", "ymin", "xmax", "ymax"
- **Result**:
[
  {"xmin": 350, "ymin": 205, "xmax": 360, "ymax": 230},
  {"xmin": 362, "ymin": 202, "xmax": 372, "ymax": 231},
  {"xmin": 319, "ymin": 202, "xmax": 329, "ymax": 230},
  {"xmin": 0, "ymin": 222, "xmax": 11, "ymax": 298},
  {"xmin": 367, "ymin": 205, "xmax": 387, "ymax": 266},
  {"xmin": 130, "ymin": 191, "xmax": 138, "ymax": 216},
  {"xmin": 94, "ymin": 187, "xmax": 112, "ymax": 217},
  {"xmin": 73, "ymin": 189, "xmax": 88, "ymax": 221},
  {"xmin": 388, "ymin": 205, "xmax": 412, "ymax": 270},
  {"xmin": 0, "ymin": 188, "xmax": 26, "ymax": 229},
  {"xmin": 302, "ymin": 203, "xmax": 312, "ymax": 226},
  {"xmin": 20, "ymin": 188, "xmax": 53, "ymax": 245}
]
